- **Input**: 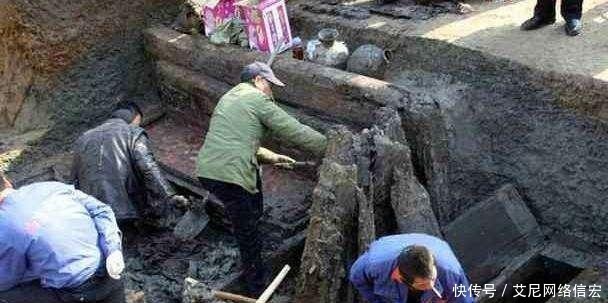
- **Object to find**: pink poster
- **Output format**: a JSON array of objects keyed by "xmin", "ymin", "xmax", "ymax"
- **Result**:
[
  {"xmin": 202, "ymin": 0, "xmax": 237, "ymax": 36},
  {"xmin": 237, "ymin": 0, "xmax": 292, "ymax": 53}
]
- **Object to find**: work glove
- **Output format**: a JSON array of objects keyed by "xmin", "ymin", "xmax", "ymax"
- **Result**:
[
  {"xmin": 106, "ymin": 251, "xmax": 125, "ymax": 280},
  {"xmin": 170, "ymin": 194, "xmax": 190, "ymax": 208},
  {"xmin": 256, "ymin": 147, "xmax": 295, "ymax": 166}
]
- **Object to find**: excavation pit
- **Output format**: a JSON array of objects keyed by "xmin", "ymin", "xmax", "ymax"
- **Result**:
[
  {"xmin": 489, "ymin": 255, "xmax": 584, "ymax": 303},
  {"xmin": 134, "ymin": 16, "xmax": 608, "ymax": 300},
  {"xmin": 130, "ymin": 3, "xmax": 608, "ymax": 301},
  {"xmin": 2, "ymin": 1, "xmax": 607, "ymax": 302}
]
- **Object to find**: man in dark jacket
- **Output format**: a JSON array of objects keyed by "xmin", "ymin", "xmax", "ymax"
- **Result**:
[{"xmin": 72, "ymin": 102, "xmax": 187, "ymax": 222}]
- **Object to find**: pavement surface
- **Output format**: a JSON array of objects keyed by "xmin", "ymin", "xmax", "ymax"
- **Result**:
[
  {"xmin": 315, "ymin": 0, "xmax": 608, "ymax": 82},
  {"xmin": 416, "ymin": 0, "xmax": 608, "ymax": 81}
]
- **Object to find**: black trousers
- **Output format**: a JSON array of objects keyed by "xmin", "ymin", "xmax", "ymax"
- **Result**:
[
  {"xmin": 0, "ymin": 275, "xmax": 125, "ymax": 303},
  {"xmin": 199, "ymin": 175, "xmax": 267, "ymax": 295},
  {"xmin": 534, "ymin": 0, "xmax": 583, "ymax": 20}
]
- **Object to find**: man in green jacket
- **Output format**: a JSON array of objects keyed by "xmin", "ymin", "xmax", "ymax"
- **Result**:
[{"xmin": 197, "ymin": 61, "xmax": 327, "ymax": 296}]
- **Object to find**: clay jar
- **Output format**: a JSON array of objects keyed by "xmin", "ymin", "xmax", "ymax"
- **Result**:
[
  {"xmin": 347, "ymin": 44, "xmax": 392, "ymax": 79},
  {"xmin": 305, "ymin": 28, "xmax": 350, "ymax": 69}
]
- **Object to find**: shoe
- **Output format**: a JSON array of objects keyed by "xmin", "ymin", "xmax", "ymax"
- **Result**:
[
  {"xmin": 520, "ymin": 16, "xmax": 556, "ymax": 30},
  {"xmin": 565, "ymin": 19, "xmax": 582, "ymax": 36}
]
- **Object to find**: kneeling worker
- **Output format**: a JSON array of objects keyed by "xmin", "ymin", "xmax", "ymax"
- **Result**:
[
  {"xmin": 0, "ymin": 173, "xmax": 125, "ymax": 303},
  {"xmin": 197, "ymin": 61, "xmax": 327, "ymax": 296},
  {"xmin": 350, "ymin": 233, "xmax": 474, "ymax": 303},
  {"xmin": 72, "ymin": 102, "xmax": 188, "ymax": 223}
]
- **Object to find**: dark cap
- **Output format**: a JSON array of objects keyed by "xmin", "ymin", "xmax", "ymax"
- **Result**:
[{"xmin": 241, "ymin": 61, "xmax": 285, "ymax": 87}]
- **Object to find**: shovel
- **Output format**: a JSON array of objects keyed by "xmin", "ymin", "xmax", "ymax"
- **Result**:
[
  {"xmin": 173, "ymin": 193, "xmax": 210, "ymax": 241},
  {"xmin": 272, "ymin": 161, "xmax": 317, "ymax": 169}
]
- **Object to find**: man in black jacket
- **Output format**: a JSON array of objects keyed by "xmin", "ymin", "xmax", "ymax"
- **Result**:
[{"xmin": 72, "ymin": 102, "xmax": 187, "ymax": 223}]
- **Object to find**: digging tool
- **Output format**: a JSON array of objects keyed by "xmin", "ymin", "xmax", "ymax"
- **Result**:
[
  {"xmin": 214, "ymin": 291, "xmax": 257, "ymax": 303},
  {"xmin": 214, "ymin": 265, "xmax": 291, "ymax": 303},
  {"xmin": 173, "ymin": 193, "xmax": 210, "ymax": 241},
  {"xmin": 272, "ymin": 161, "xmax": 317, "ymax": 169}
]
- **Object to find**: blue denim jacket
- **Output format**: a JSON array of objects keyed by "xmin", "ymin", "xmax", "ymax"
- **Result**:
[
  {"xmin": 350, "ymin": 234, "xmax": 474, "ymax": 303},
  {"xmin": 0, "ymin": 182, "xmax": 122, "ymax": 291}
]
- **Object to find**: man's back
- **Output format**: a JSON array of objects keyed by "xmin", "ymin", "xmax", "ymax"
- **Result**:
[
  {"xmin": 0, "ymin": 182, "xmax": 106, "ymax": 290},
  {"xmin": 350, "ymin": 234, "xmax": 473, "ymax": 303},
  {"xmin": 73, "ymin": 118, "xmax": 143, "ymax": 219}
]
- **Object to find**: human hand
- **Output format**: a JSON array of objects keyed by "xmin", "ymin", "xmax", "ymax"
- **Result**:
[{"xmin": 106, "ymin": 251, "xmax": 125, "ymax": 280}]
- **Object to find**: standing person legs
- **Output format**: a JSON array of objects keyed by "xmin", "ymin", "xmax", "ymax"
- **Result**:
[
  {"xmin": 226, "ymin": 188, "xmax": 266, "ymax": 296},
  {"xmin": 561, "ymin": 0, "xmax": 583, "ymax": 20},
  {"xmin": 200, "ymin": 177, "xmax": 267, "ymax": 296},
  {"xmin": 562, "ymin": 0, "xmax": 583, "ymax": 35},
  {"xmin": 534, "ymin": 0, "xmax": 557, "ymax": 20},
  {"xmin": 522, "ymin": 0, "xmax": 558, "ymax": 30}
]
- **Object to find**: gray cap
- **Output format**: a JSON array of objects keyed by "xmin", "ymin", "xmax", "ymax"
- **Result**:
[{"xmin": 241, "ymin": 61, "xmax": 285, "ymax": 87}]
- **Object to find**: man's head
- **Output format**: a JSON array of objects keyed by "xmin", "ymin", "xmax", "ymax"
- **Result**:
[
  {"xmin": 0, "ymin": 172, "xmax": 14, "ymax": 204},
  {"xmin": 396, "ymin": 245, "xmax": 437, "ymax": 292},
  {"xmin": 111, "ymin": 102, "xmax": 143, "ymax": 126},
  {"xmin": 240, "ymin": 61, "xmax": 285, "ymax": 97}
]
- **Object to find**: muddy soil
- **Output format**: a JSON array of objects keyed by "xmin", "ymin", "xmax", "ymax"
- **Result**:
[
  {"xmin": 123, "ymin": 225, "xmax": 239, "ymax": 303},
  {"xmin": 119, "ymin": 178, "xmax": 307, "ymax": 303}
]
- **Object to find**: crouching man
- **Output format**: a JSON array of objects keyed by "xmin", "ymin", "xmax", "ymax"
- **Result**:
[
  {"xmin": 72, "ymin": 102, "xmax": 188, "ymax": 224},
  {"xmin": 0, "ymin": 173, "xmax": 125, "ymax": 303},
  {"xmin": 350, "ymin": 233, "xmax": 474, "ymax": 303}
]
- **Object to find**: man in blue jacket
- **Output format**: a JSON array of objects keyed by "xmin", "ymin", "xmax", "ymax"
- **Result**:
[
  {"xmin": 0, "ymin": 173, "xmax": 125, "ymax": 303},
  {"xmin": 350, "ymin": 234, "xmax": 474, "ymax": 303}
]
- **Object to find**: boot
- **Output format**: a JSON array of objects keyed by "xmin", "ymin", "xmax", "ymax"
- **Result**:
[
  {"xmin": 565, "ymin": 19, "xmax": 582, "ymax": 36},
  {"xmin": 521, "ymin": 15, "xmax": 556, "ymax": 30}
]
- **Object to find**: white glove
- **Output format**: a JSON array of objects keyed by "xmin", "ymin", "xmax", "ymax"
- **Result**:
[{"xmin": 106, "ymin": 251, "xmax": 125, "ymax": 280}]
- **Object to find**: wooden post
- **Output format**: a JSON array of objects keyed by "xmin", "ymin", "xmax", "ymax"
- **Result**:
[{"xmin": 295, "ymin": 127, "xmax": 360, "ymax": 303}]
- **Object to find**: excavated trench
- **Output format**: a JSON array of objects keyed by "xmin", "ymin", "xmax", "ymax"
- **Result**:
[
  {"xmin": 123, "ymin": 4, "xmax": 608, "ymax": 302},
  {"xmin": 123, "ymin": 115, "xmax": 317, "ymax": 302}
]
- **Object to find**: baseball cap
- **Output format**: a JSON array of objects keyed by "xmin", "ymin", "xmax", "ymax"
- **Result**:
[{"xmin": 241, "ymin": 61, "xmax": 285, "ymax": 87}]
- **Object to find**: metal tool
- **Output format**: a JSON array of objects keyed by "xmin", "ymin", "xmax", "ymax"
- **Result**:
[
  {"xmin": 173, "ymin": 194, "xmax": 210, "ymax": 241},
  {"xmin": 272, "ymin": 161, "xmax": 317, "ymax": 169}
]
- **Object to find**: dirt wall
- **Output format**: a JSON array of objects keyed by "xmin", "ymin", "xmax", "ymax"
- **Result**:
[
  {"xmin": 290, "ymin": 8, "xmax": 608, "ymax": 250},
  {"xmin": 0, "ymin": 0, "xmax": 182, "ymax": 134}
]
